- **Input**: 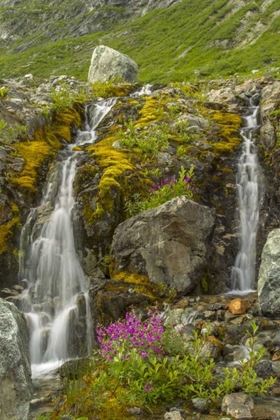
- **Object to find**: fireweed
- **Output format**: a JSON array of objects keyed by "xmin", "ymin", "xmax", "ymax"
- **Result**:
[
  {"xmin": 91, "ymin": 313, "xmax": 275, "ymax": 409},
  {"xmin": 125, "ymin": 164, "xmax": 194, "ymax": 216},
  {"xmin": 96, "ymin": 309, "xmax": 165, "ymax": 360}
]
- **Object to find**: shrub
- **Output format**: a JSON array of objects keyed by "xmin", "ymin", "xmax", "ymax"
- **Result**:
[
  {"xmin": 118, "ymin": 119, "xmax": 170, "ymax": 158},
  {"xmin": 125, "ymin": 165, "xmax": 194, "ymax": 216},
  {"xmin": 0, "ymin": 119, "xmax": 27, "ymax": 144},
  {"xmin": 92, "ymin": 313, "xmax": 275, "ymax": 410}
]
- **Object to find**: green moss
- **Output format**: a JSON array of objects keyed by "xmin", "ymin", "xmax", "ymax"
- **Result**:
[
  {"xmin": 0, "ymin": 204, "xmax": 20, "ymax": 255},
  {"xmin": 200, "ymin": 275, "xmax": 209, "ymax": 294},
  {"xmin": 92, "ymin": 81, "xmax": 138, "ymax": 99}
]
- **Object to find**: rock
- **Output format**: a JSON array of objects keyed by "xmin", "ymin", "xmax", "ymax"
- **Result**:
[
  {"xmin": 191, "ymin": 397, "xmax": 211, "ymax": 413},
  {"xmin": 258, "ymin": 229, "xmax": 280, "ymax": 317},
  {"xmin": 0, "ymin": 298, "xmax": 32, "ymax": 420},
  {"xmin": 111, "ymin": 196, "xmax": 215, "ymax": 294},
  {"xmin": 88, "ymin": 45, "xmax": 138, "ymax": 84},
  {"xmin": 228, "ymin": 298, "xmax": 247, "ymax": 315},
  {"xmin": 260, "ymin": 121, "xmax": 277, "ymax": 151},
  {"xmin": 221, "ymin": 393, "xmax": 254, "ymax": 419},
  {"xmin": 164, "ymin": 411, "xmax": 183, "ymax": 420}
]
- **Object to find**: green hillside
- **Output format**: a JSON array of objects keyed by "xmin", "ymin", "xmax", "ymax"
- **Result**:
[{"xmin": 0, "ymin": 0, "xmax": 280, "ymax": 81}]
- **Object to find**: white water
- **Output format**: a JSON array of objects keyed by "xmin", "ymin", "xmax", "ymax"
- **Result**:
[
  {"xmin": 231, "ymin": 100, "xmax": 260, "ymax": 293},
  {"xmin": 76, "ymin": 98, "xmax": 116, "ymax": 145},
  {"xmin": 130, "ymin": 84, "xmax": 153, "ymax": 97},
  {"xmin": 19, "ymin": 98, "xmax": 116, "ymax": 377}
]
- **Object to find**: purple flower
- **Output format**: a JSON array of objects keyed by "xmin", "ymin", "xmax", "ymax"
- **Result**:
[{"xmin": 144, "ymin": 383, "xmax": 153, "ymax": 392}]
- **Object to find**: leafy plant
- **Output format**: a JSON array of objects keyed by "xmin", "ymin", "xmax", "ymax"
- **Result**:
[
  {"xmin": 0, "ymin": 119, "xmax": 27, "ymax": 144},
  {"xmin": 92, "ymin": 314, "xmax": 275, "ymax": 411},
  {"xmin": 0, "ymin": 86, "xmax": 9, "ymax": 98},
  {"xmin": 118, "ymin": 120, "xmax": 170, "ymax": 157},
  {"xmin": 125, "ymin": 165, "xmax": 194, "ymax": 216},
  {"xmin": 50, "ymin": 83, "xmax": 74, "ymax": 112}
]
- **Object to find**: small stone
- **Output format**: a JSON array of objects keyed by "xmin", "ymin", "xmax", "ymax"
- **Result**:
[
  {"xmin": 164, "ymin": 410, "xmax": 183, "ymax": 420},
  {"xmin": 228, "ymin": 298, "xmax": 247, "ymax": 315}
]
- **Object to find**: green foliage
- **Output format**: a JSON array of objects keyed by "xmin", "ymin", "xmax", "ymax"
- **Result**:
[
  {"xmin": 0, "ymin": 0, "xmax": 279, "ymax": 81},
  {"xmin": 50, "ymin": 83, "xmax": 75, "ymax": 112},
  {"xmin": 125, "ymin": 165, "xmax": 194, "ymax": 216},
  {"xmin": 89, "ymin": 320, "xmax": 275, "ymax": 411},
  {"xmin": 118, "ymin": 119, "xmax": 170, "ymax": 157},
  {"xmin": 0, "ymin": 119, "xmax": 27, "ymax": 144},
  {"xmin": 56, "ymin": 317, "xmax": 275, "ymax": 419},
  {"xmin": 35, "ymin": 414, "xmax": 51, "ymax": 420},
  {"xmin": 0, "ymin": 86, "xmax": 9, "ymax": 98}
]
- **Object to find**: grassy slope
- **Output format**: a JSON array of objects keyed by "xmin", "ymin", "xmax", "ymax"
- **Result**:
[{"xmin": 0, "ymin": 0, "xmax": 279, "ymax": 81}]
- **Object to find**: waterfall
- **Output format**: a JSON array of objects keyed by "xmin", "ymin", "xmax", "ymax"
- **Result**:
[
  {"xmin": 19, "ymin": 98, "xmax": 115, "ymax": 377},
  {"xmin": 231, "ymin": 98, "xmax": 260, "ymax": 292}
]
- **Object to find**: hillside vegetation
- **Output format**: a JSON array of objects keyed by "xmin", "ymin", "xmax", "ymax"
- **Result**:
[{"xmin": 0, "ymin": 0, "xmax": 279, "ymax": 81}]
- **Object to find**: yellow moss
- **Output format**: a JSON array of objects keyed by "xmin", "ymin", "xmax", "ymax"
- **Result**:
[
  {"xmin": 52, "ymin": 108, "xmax": 81, "ymax": 143},
  {"xmin": 72, "ymin": 145, "xmax": 82, "ymax": 151},
  {"xmin": 9, "ymin": 107, "xmax": 81, "ymax": 194},
  {"xmin": 136, "ymin": 97, "xmax": 165, "ymax": 127},
  {"xmin": 92, "ymin": 81, "xmax": 138, "ymax": 99},
  {"xmin": 112, "ymin": 271, "xmax": 149, "ymax": 285},
  {"xmin": 10, "ymin": 140, "xmax": 54, "ymax": 193},
  {"xmin": 84, "ymin": 136, "xmax": 137, "ymax": 225},
  {"xmin": 206, "ymin": 109, "xmax": 242, "ymax": 156}
]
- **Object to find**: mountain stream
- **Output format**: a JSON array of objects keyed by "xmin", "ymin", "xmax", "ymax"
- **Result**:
[{"xmin": 19, "ymin": 98, "xmax": 116, "ymax": 379}]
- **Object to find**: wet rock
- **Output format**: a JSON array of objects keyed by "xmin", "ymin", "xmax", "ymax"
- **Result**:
[
  {"xmin": 111, "ymin": 196, "xmax": 215, "ymax": 294},
  {"xmin": 260, "ymin": 121, "xmax": 277, "ymax": 151},
  {"xmin": 0, "ymin": 298, "xmax": 32, "ymax": 420},
  {"xmin": 221, "ymin": 393, "xmax": 254, "ymax": 419},
  {"xmin": 88, "ymin": 45, "xmax": 138, "ymax": 83},
  {"xmin": 258, "ymin": 229, "xmax": 280, "ymax": 317}
]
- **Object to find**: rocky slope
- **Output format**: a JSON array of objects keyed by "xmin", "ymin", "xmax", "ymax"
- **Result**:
[{"xmin": 0, "ymin": 0, "xmax": 279, "ymax": 80}]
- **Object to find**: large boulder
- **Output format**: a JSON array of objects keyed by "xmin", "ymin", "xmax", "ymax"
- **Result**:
[
  {"xmin": 110, "ymin": 196, "xmax": 215, "ymax": 294},
  {"xmin": 0, "ymin": 299, "xmax": 32, "ymax": 420},
  {"xmin": 88, "ymin": 45, "xmax": 138, "ymax": 83},
  {"xmin": 258, "ymin": 229, "xmax": 280, "ymax": 317}
]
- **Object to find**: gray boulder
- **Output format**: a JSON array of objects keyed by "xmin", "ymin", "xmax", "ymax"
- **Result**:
[
  {"xmin": 0, "ymin": 299, "xmax": 32, "ymax": 420},
  {"xmin": 258, "ymin": 229, "xmax": 280, "ymax": 317},
  {"xmin": 222, "ymin": 393, "xmax": 254, "ymax": 419},
  {"xmin": 88, "ymin": 45, "xmax": 138, "ymax": 84},
  {"xmin": 111, "ymin": 196, "xmax": 215, "ymax": 294}
]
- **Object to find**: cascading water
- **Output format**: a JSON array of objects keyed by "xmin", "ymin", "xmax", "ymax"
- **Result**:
[
  {"xmin": 19, "ymin": 98, "xmax": 116, "ymax": 377},
  {"xmin": 231, "ymin": 97, "xmax": 260, "ymax": 293}
]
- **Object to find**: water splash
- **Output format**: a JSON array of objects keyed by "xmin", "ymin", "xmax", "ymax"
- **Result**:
[
  {"xmin": 19, "ymin": 98, "xmax": 116, "ymax": 376},
  {"xmin": 231, "ymin": 99, "xmax": 260, "ymax": 293},
  {"xmin": 76, "ymin": 98, "xmax": 116, "ymax": 145}
]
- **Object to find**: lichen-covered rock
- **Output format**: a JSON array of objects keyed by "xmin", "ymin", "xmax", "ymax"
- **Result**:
[
  {"xmin": 0, "ymin": 298, "xmax": 32, "ymax": 420},
  {"xmin": 258, "ymin": 229, "xmax": 280, "ymax": 317},
  {"xmin": 88, "ymin": 45, "xmax": 138, "ymax": 83},
  {"xmin": 221, "ymin": 393, "xmax": 254, "ymax": 419},
  {"xmin": 111, "ymin": 196, "xmax": 215, "ymax": 294}
]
